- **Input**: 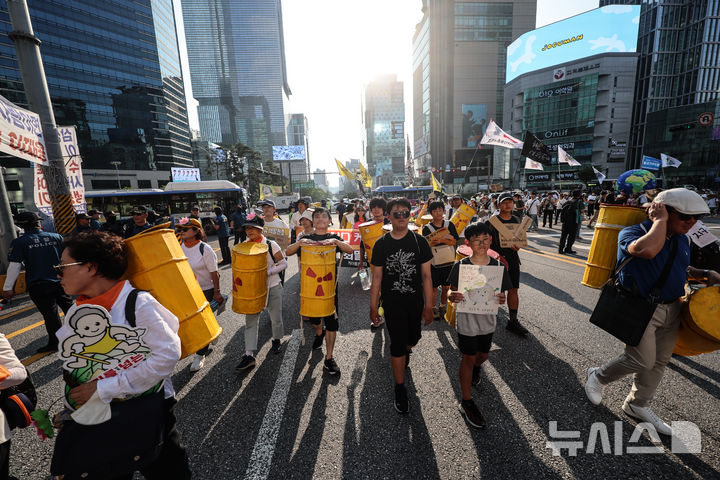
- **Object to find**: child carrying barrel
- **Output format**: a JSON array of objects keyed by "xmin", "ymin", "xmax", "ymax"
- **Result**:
[
  {"xmin": 235, "ymin": 213, "xmax": 288, "ymax": 371},
  {"xmin": 286, "ymin": 208, "xmax": 353, "ymax": 375}
]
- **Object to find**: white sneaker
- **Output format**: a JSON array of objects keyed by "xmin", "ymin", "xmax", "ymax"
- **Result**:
[
  {"xmin": 622, "ymin": 401, "xmax": 672, "ymax": 436},
  {"xmin": 584, "ymin": 367, "xmax": 603, "ymax": 405},
  {"xmin": 190, "ymin": 354, "xmax": 205, "ymax": 372}
]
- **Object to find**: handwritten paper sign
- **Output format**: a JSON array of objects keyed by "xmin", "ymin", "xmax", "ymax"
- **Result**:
[
  {"xmin": 33, "ymin": 126, "xmax": 85, "ymax": 216},
  {"xmin": 687, "ymin": 221, "xmax": 718, "ymax": 248},
  {"xmin": 263, "ymin": 226, "xmax": 290, "ymax": 250},
  {"xmin": 489, "ymin": 215, "xmax": 532, "ymax": 248},
  {"xmin": 456, "ymin": 264, "xmax": 504, "ymax": 315},
  {"xmin": 0, "ymin": 94, "xmax": 47, "ymax": 165},
  {"xmin": 425, "ymin": 227, "xmax": 454, "ymax": 246}
]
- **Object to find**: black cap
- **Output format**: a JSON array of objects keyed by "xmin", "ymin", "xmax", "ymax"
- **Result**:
[
  {"xmin": 130, "ymin": 205, "xmax": 147, "ymax": 215},
  {"xmin": 498, "ymin": 192, "xmax": 514, "ymax": 203},
  {"xmin": 243, "ymin": 212, "xmax": 265, "ymax": 229},
  {"xmin": 76, "ymin": 212, "xmax": 91, "ymax": 220},
  {"xmin": 87, "ymin": 209, "xmax": 101, "ymax": 216},
  {"xmin": 14, "ymin": 211, "xmax": 40, "ymax": 224}
]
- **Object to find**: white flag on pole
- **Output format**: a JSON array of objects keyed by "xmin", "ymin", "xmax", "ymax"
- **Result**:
[
  {"xmin": 557, "ymin": 146, "xmax": 581, "ymax": 166},
  {"xmin": 660, "ymin": 153, "xmax": 682, "ymax": 168},
  {"xmin": 592, "ymin": 166, "xmax": 606, "ymax": 184},
  {"xmin": 480, "ymin": 120, "xmax": 524, "ymax": 149},
  {"xmin": 524, "ymin": 158, "xmax": 544, "ymax": 171}
]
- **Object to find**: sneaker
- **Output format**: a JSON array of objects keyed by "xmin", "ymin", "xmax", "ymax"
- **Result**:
[
  {"xmin": 312, "ymin": 329, "xmax": 326, "ymax": 350},
  {"xmin": 459, "ymin": 400, "xmax": 487, "ymax": 429},
  {"xmin": 36, "ymin": 344, "xmax": 58, "ymax": 353},
  {"xmin": 190, "ymin": 354, "xmax": 205, "ymax": 372},
  {"xmin": 235, "ymin": 354, "xmax": 256, "ymax": 371},
  {"xmin": 558, "ymin": 250, "xmax": 565, "ymax": 254},
  {"xmin": 506, "ymin": 320, "xmax": 529, "ymax": 336},
  {"xmin": 472, "ymin": 366, "xmax": 482, "ymax": 387},
  {"xmin": 394, "ymin": 384, "xmax": 409, "ymax": 414},
  {"xmin": 564, "ymin": 250, "xmax": 577, "ymax": 255},
  {"xmin": 432, "ymin": 306, "xmax": 440, "ymax": 319},
  {"xmin": 584, "ymin": 367, "xmax": 603, "ymax": 405},
  {"xmin": 622, "ymin": 401, "xmax": 672, "ymax": 436},
  {"xmin": 271, "ymin": 338, "xmax": 282, "ymax": 354},
  {"xmin": 323, "ymin": 357, "xmax": 341, "ymax": 375}
]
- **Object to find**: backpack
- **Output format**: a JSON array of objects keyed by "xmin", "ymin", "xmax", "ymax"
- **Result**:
[
  {"xmin": 561, "ymin": 200, "xmax": 577, "ymax": 223},
  {"xmin": 267, "ymin": 239, "xmax": 285, "ymax": 286}
]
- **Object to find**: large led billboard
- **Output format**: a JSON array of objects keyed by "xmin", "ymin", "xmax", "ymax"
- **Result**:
[
  {"xmin": 272, "ymin": 145, "xmax": 306, "ymax": 161},
  {"xmin": 506, "ymin": 5, "xmax": 640, "ymax": 83}
]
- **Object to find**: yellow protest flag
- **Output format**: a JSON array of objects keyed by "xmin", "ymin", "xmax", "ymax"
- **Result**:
[
  {"xmin": 335, "ymin": 158, "xmax": 356, "ymax": 180},
  {"xmin": 431, "ymin": 172, "xmax": 443, "ymax": 193},
  {"xmin": 358, "ymin": 162, "xmax": 372, "ymax": 188}
]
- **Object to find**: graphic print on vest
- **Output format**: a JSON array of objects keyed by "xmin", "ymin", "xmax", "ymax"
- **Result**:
[
  {"xmin": 60, "ymin": 305, "xmax": 158, "ymax": 407},
  {"xmin": 386, "ymin": 250, "xmax": 417, "ymax": 294}
]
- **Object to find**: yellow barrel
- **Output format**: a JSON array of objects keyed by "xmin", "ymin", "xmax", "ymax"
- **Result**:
[
  {"xmin": 416, "ymin": 214, "xmax": 433, "ymax": 229},
  {"xmin": 231, "ymin": 242, "xmax": 269, "ymax": 315},
  {"xmin": 455, "ymin": 244, "xmax": 472, "ymax": 261},
  {"xmin": 358, "ymin": 220, "xmax": 384, "ymax": 264},
  {"xmin": 445, "ymin": 301, "xmax": 457, "ymax": 328},
  {"xmin": 582, "ymin": 205, "xmax": 648, "ymax": 288},
  {"xmin": 674, "ymin": 286, "xmax": 720, "ymax": 356},
  {"xmin": 300, "ymin": 245, "xmax": 337, "ymax": 317},
  {"xmin": 124, "ymin": 229, "xmax": 221, "ymax": 359},
  {"xmin": 416, "ymin": 203, "xmax": 427, "ymax": 221},
  {"xmin": 450, "ymin": 203, "xmax": 477, "ymax": 236}
]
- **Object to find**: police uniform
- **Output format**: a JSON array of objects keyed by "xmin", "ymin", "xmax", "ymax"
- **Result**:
[
  {"xmin": 123, "ymin": 221, "xmax": 152, "ymax": 238},
  {"xmin": 8, "ymin": 227, "xmax": 73, "ymax": 350}
]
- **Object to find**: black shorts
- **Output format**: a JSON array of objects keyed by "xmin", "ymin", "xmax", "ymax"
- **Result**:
[
  {"xmin": 507, "ymin": 261, "xmax": 520, "ymax": 289},
  {"xmin": 431, "ymin": 264, "xmax": 453, "ymax": 288},
  {"xmin": 458, "ymin": 332, "xmax": 494, "ymax": 355},
  {"xmin": 309, "ymin": 314, "xmax": 338, "ymax": 332},
  {"xmin": 384, "ymin": 298, "xmax": 423, "ymax": 357}
]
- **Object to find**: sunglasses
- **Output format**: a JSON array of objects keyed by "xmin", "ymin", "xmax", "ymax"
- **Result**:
[
  {"xmin": 132, "ymin": 212, "xmax": 145, "ymax": 216},
  {"xmin": 53, "ymin": 262, "xmax": 84, "ymax": 277},
  {"xmin": 176, "ymin": 226, "xmax": 197, "ymax": 232},
  {"xmin": 392, "ymin": 210, "xmax": 411, "ymax": 219},
  {"xmin": 666, "ymin": 206, "xmax": 704, "ymax": 221}
]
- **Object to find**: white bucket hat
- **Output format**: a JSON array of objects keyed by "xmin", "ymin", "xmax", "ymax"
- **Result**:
[{"xmin": 653, "ymin": 188, "xmax": 709, "ymax": 215}]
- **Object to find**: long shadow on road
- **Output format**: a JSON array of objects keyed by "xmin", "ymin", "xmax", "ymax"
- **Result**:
[{"xmin": 521, "ymin": 271, "xmax": 593, "ymax": 315}]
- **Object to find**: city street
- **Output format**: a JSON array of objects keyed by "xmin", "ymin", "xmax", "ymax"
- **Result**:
[{"xmin": 3, "ymin": 221, "xmax": 720, "ymax": 479}]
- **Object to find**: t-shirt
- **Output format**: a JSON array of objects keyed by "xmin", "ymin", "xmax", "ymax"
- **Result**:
[
  {"xmin": 487, "ymin": 214, "xmax": 521, "ymax": 267},
  {"xmin": 230, "ymin": 212, "xmax": 245, "ymax": 230},
  {"xmin": 7, "ymin": 229, "xmax": 64, "ymax": 286},
  {"xmin": 526, "ymin": 198, "xmax": 540, "ymax": 215},
  {"xmin": 181, "ymin": 241, "xmax": 218, "ymax": 290},
  {"xmin": 124, "ymin": 221, "xmax": 152, "ymax": 238},
  {"xmin": 214, "ymin": 214, "xmax": 230, "ymax": 237},
  {"xmin": 302, "ymin": 232, "xmax": 343, "ymax": 254},
  {"xmin": 445, "ymin": 257, "xmax": 513, "ymax": 336},
  {"xmin": 371, "ymin": 230, "xmax": 433, "ymax": 300}
]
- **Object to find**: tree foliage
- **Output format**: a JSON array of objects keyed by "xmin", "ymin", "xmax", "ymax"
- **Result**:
[{"xmin": 578, "ymin": 165, "xmax": 597, "ymax": 185}]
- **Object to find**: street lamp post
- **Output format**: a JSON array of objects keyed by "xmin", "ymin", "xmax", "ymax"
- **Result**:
[{"xmin": 109, "ymin": 161, "xmax": 121, "ymax": 189}]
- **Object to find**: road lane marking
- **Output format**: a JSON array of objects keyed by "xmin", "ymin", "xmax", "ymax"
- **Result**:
[
  {"xmin": 21, "ymin": 351, "xmax": 52, "ymax": 366},
  {"xmin": 523, "ymin": 247, "xmax": 587, "ymax": 264},
  {"xmin": 0, "ymin": 305, "xmax": 36, "ymax": 321},
  {"xmin": 244, "ymin": 329, "xmax": 301, "ymax": 480},
  {"xmin": 521, "ymin": 249, "xmax": 586, "ymax": 268},
  {"xmin": 6, "ymin": 320, "xmax": 45, "ymax": 339}
]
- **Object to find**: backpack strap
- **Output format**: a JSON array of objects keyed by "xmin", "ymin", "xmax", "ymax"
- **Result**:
[
  {"xmin": 199, "ymin": 242, "xmax": 205, "ymax": 256},
  {"xmin": 125, "ymin": 289, "xmax": 142, "ymax": 328}
]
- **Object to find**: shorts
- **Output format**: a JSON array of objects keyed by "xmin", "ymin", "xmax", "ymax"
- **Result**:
[
  {"xmin": 384, "ymin": 298, "xmax": 424, "ymax": 357},
  {"xmin": 309, "ymin": 314, "xmax": 338, "ymax": 332},
  {"xmin": 431, "ymin": 264, "xmax": 453, "ymax": 288},
  {"xmin": 507, "ymin": 261, "xmax": 520, "ymax": 289},
  {"xmin": 458, "ymin": 332, "xmax": 494, "ymax": 356}
]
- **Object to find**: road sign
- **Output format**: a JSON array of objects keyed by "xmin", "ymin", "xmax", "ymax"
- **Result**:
[
  {"xmin": 698, "ymin": 112, "xmax": 714, "ymax": 126},
  {"xmin": 292, "ymin": 181, "xmax": 315, "ymax": 189}
]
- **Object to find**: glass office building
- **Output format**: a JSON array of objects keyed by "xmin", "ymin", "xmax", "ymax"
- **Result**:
[
  {"xmin": 0, "ymin": 0, "xmax": 192, "ymax": 195},
  {"xmin": 181, "ymin": 0, "xmax": 291, "ymax": 161}
]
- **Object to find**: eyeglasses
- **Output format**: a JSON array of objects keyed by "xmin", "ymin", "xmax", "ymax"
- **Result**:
[
  {"xmin": 53, "ymin": 262, "xmax": 84, "ymax": 277},
  {"xmin": 666, "ymin": 206, "xmax": 704, "ymax": 221},
  {"xmin": 392, "ymin": 210, "xmax": 411, "ymax": 219}
]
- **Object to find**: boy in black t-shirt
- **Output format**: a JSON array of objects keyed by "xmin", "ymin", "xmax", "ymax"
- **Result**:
[
  {"xmin": 286, "ymin": 208, "xmax": 353, "ymax": 375},
  {"xmin": 422, "ymin": 200, "xmax": 459, "ymax": 319},
  {"xmin": 370, "ymin": 198, "xmax": 434, "ymax": 414}
]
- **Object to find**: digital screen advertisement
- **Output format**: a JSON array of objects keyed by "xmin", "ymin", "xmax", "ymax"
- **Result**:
[
  {"xmin": 272, "ymin": 145, "xmax": 306, "ymax": 161},
  {"xmin": 462, "ymin": 104, "xmax": 487, "ymax": 148},
  {"xmin": 506, "ymin": 5, "xmax": 641, "ymax": 83}
]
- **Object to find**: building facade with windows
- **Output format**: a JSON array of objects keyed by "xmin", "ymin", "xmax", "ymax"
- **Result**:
[
  {"xmin": 0, "ymin": 0, "xmax": 192, "ymax": 208},
  {"xmin": 181, "ymin": 0, "xmax": 291, "ymax": 162},
  {"xmin": 361, "ymin": 74, "xmax": 406, "ymax": 186},
  {"xmin": 411, "ymin": 0, "xmax": 536, "ymax": 191},
  {"xmin": 285, "ymin": 113, "xmax": 310, "ymax": 182}
]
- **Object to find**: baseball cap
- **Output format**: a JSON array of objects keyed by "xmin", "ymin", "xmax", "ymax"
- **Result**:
[
  {"xmin": 14, "ymin": 211, "xmax": 40, "ymax": 224},
  {"xmin": 76, "ymin": 212, "xmax": 91, "ymax": 220},
  {"xmin": 654, "ymin": 188, "xmax": 709, "ymax": 215},
  {"xmin": 259, "ymin": 200, "xmax": 276, "ymax": 208},
  {"xmin": 176, "ymin": 217, "xmax": 202, "ymax": 229},
  {"xmin": 87, "ymin": 209, "xmax": 101, "ymax": 216},
  {"xmin": 299, "ymin": 209, "xmax": 314, "ymax": 223},
  {"xmin": 130, "ymin": 205, "xmax": 147, "ymax": 215},
  {"xmin": 498, "ymin": 192, "xmax": 513, "ymax": 203}
]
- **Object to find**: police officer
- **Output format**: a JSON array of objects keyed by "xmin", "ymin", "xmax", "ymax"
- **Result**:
[
  {"xmin": 71, "ymin": 212, "xmax": 93, "ymax": 235},
  {"xmin": 100, "ymin": 210, "xmax": 124, "ymax": 237},
  {"xmin": 123, "ymin": 205, "xmax": 153, "ymax": 238},
  {"xmin": 2, "ymin": 212, "xmax": 73, "ymax": 352},
  {"xmin": 87, "ymin": 209, "xmax": 102, "ymax": 230}
]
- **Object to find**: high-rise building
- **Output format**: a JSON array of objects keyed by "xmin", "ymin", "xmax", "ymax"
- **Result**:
[
  {"xmin": 313, "ymin": 168, "xmax": 328, "ymax": 191},
  {"xmin": 340, "ymin": 158, "xmax": 360, "ymax": 192},
  {"xmin": 600, "ymin": 1, "xmax": 720, "ymax": 186},
  {"xmin": 0, "ymin": 0, "xmax": 192, "ymax": 206},
  {"xmin": 181, "ymin": 0, "xmax": 291, "ymax": 162},
  {"xmin": 411, "ymin": 0, "xmax": 536, "ymax": 189},
  {"xmin": 361, "ymin": 74, "xmax": 405, "ymax": 186},
  {"xmin": 286, "ymin": 113, "xmax": 310, "ymax": 182}
]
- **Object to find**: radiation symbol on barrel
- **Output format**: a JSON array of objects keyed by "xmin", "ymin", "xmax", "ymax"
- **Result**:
[
  {"xmin": 232, "ymin": 277, "xmax": 242, "ymax": 292},
  {"xmin": 306, "ymin": 267, "xmax": 333, "ymax": 296}
]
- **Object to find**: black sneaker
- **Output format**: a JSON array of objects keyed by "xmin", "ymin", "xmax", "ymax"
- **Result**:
[
  {"xmin": 36, "ymin": 344, "xmax": 58, "ymax": 353},
  {"xmin": 323, "ymin": 357, "xmax": 341, "ymax": 375},
  {"xmin": 271, "ymin": 338, "xmax": 282, "ymax": 354},
  {"xmin": 564, "ymin": 250, "xmax": 577, "ymax": 255},
  {"xmin": 235, "ymin": 354, "xmax": 256, "ymax": 371},
  {"xmin": 459, "ymin": 399, "xmax": 487, "ymax": 429},
  {"xmin": 506, "ymin": 320, "xmax": 529, "ymax": 336},
  {"xmin": 394, "ymin": 384, "xmax": 409, "ymax": 414},
  {"xmin": 472, "ymin": 366, "xmax": 481, "ymax": 387},
  {"xmin": 312, "ymin": 329, "xmax": 326, "ymax": 350}
]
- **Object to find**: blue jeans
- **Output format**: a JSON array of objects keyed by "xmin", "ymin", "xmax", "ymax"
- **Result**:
[{"xmin": 529, "ymin": 214, "xmax": 538, "ymax": 230}]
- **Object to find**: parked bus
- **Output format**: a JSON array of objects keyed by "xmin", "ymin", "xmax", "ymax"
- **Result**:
[{"xmin": 85, "ymin": 180, "xmax": 247, "ymax": 227}]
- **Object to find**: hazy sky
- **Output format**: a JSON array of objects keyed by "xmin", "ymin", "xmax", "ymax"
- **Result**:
[{"xmin": 174, "ymin": 0, "xmax": 599, "ymax": 187}]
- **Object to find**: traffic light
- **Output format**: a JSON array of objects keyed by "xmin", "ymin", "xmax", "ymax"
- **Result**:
[{"xmin": 668, "ymin": 122, "xmax": 696, "ymax": 132}]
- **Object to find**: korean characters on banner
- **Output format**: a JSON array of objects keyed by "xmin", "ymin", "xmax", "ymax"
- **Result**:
[
  {"xmin": 34, "ymin": 126, "xmax": 85, "ymax": 216},
  {"xmin": 0, "ymin": 94, "xmax": 47, "ymax": 165},
  {"xmin": 328, "ymin": 228, "xmax": 363, "ymax": 267}
]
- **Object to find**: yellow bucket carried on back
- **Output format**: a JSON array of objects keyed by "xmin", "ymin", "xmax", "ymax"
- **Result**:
[
  {"xmin": 124, "ymin": 229, "xmax": 222, "ymax": 359},
  {"xmin": 358, "ymin": 220, "xmax": 384, "ymax": 264},
  {"xmin": 450, "ymin": 203, "xmax": 477, "ymax": 236},
  {"xmin": 300, "ymin": 245, "xmax": 337, "ymax": 318},
  {"xmin": 445, "ymin": 301, "xmax": 457, "ymax": 328},
  {"xmin": 455, "ymin": 244, "xmax": 472, "ymax": 262},
  {"xmin": 674, "ymin": 286, "xmax": 720, "ymax": 356},
  {"xmin": 417, "ymin": 214, "xmax": 433, "ymax": 229},
  {"xmin": 582, "ymin": 205, "xmax": 647, "ymax": 288},
  {"xmin": 231, "ymin": 242, "xmax": 269, "ymax": 315}
]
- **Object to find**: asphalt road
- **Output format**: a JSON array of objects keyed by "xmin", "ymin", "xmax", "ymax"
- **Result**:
[{"xmin": 2, "ymin": 219, "xmax": 720, "ymax": 479}]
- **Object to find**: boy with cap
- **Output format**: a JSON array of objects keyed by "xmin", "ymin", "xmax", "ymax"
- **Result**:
[
  {"xmin": 584, "ymin": 188, "xmax": 719, "ymax": 436},
  {"xmin": 487, "ymin": 192, "xmax": 529, "ymax": 336},
  {"xmin": 2, "ymin": 212, "xmax": 73, "ymax": 352}
]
